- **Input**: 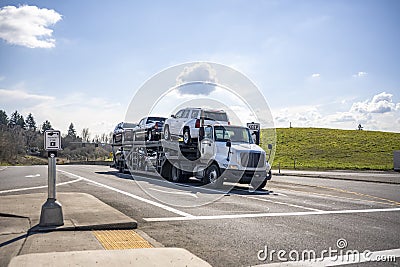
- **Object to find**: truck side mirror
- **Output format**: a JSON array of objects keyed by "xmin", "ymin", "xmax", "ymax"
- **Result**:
[
  {"xmin": 268, "ymin": 144, "xmax": 273, "ymax": 150},
  {"xmin": 226, "ymin": 140, "xmax": 232, "ymax": 148},
  {"xmin": 199, "ymin": 127, "xmax": 205, "ymax": 141},
  {"xmin": 171, "ymin": 114, "xmax": 176, "ymax": 118}
]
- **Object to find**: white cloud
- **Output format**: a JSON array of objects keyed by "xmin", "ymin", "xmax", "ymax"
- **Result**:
[
  {"xmin": 273, "ymin": 93, "xmax": 400, "ymax": 132},
  {"xmin": 0, "ymin": 5, "xmax": 62, "ymax": 48},
  {"xmin": 273, "ymin": 105, "xmax": 324, "ymax": 128},
  {"xmin": 175, "ymin": 63, "xmax": 218, "ymax": 95},
  {"xmin": 311, "ymin": 73, "xmax": 320, "ymax": 78},
  {"xmin": 352, "ymin": 71, "xmax": 367, "ymax": 78},
  {"xmin": 0, "ymin": 89, "xmax": 54, "ymax": 102},
  {"xmin": 0, "ymin": 88, "xmax": 123, "ymax": 136},
  {"xmin": 350, "ymin": 92, "xmax": 398, "ymax": 114}
]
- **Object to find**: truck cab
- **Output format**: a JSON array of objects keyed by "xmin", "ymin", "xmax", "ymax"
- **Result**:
[{"xmin": 198, "ymin": 124, "xmax": 272, "ymax": 190}]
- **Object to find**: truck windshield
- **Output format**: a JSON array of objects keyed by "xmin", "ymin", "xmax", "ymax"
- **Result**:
[{"xmin": 214, "ymin": 126, "xmax": 253, "ymax": 144}]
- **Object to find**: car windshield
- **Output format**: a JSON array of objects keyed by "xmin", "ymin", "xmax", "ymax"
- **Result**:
[
  {"xmin": 202, "ymin": 111, "xmax": 228, "ymax": 121},
  {"xmin": 214, "ymin": 126, "xmax": 253, "ymax": 144}
]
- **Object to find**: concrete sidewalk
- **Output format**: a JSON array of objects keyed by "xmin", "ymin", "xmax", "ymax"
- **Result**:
[
  {"xmin": 273, "ymin": 169, "xmax": 400, "ymax": 184},
  {"xmin": 0, "ymin": 193, "xmax": 210, "ymax": 267}
]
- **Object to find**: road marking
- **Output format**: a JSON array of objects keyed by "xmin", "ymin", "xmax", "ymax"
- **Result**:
[
  {"xmin": 148, "ymin": 188, "xmax": 199, "ymax": 198},
  {"xmin": 245, "ymin": 196, "xmax": 323, "ymax": 212},
  {"xmin": 128, "ymin": 172, "xmax": 322, "ymax": 212},
  {"xmin": 273, "ymin": 181, "xmax": 400, "ymax": 206},
  {"xmin": 0, "ymin": 178, "xmax": 82, "ymax": 194},
  {"xmin": 25, "ymin": 174, "xmax": 40, "ymax": 178},
  {"xmin": 144, "ymin": 207, "xmax": 400, "ymax": 222},
  {"xmin": 58, "ymin": 170, "xmax": 194, "ymax": 218},
  {"xmin": 255, "ymin": 248, "xmax": 400, "ymax": 266}
]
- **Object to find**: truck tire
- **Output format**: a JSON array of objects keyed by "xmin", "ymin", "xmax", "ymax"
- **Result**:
[
  {"xmin": 171, "ymin": 165, "xmax": 184, "ymax": 183},
  {"xmin": 183, "ymin": 128, "xmax": 191, "ymax": 145},
  {"xmin": 164, "ymin": 125, "xmax": 170, "ymax": 140},
  {"xmin": 256, "ymin": 179, "xmax": 267, "ymax": 191},
  {"xmin": 204, "ymin": 164, "xmax": 223, "ymax": 188},
  {"xmin": 118, "ymin": 161, "xmax": 124, "ymax": 173}
]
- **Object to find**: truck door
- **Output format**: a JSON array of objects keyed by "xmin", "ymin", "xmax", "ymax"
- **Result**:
[{"xmin": 200, "ymin": 126, "xmax": 215, "ymax": 164}]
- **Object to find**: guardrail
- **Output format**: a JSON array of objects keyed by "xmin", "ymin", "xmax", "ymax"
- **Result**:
[{"xmin": 63, "ymin": 161, "xmax": 111, "ymax": 166}]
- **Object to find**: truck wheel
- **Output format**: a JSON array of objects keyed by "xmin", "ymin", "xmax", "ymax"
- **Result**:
[
  {"xmin": 204, "ymin": 164, "xmax": 223, "ymax": 188},
  {"xmin": 164, "ymin": 125, "xmax": 170, "ymax": 140},
  {"xmin": 256, "ymin": 179, "xmax": 268, "ymax": 191},
  {"xmin": 171, "ymin": 165, "xmax": 183, "ymax": 183},
  {"xmin": 183, "ymin": 128, "xmax": 191, "ymax": 145},
  {"xmin": 118, "ymin": 161, "xmax": 124, "ymax": 173}
]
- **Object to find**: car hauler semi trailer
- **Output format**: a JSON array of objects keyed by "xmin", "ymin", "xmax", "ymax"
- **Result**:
[{"xmin": 111, "ymin": 124, "xmax": 272, "ymax": 190}]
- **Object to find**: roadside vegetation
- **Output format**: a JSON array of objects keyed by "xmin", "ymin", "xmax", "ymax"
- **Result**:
[
  {"xmin": 2, "ymin": 110, "xmax": 399, "ymax": 170},
  {"xmin": 0, "ymin": 110, "xmax": 112, "ymax": 165},
  {"xmin": 264, "ymin": 127, "xmax": 400, "ymax": 171}
]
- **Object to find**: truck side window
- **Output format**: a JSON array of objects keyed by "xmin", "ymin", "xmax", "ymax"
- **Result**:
[
  {"xmin": 182, "ymin": 110, "xmax": 190, "ymax": 118},
  {"xmin": 191, "ymin": 110, "xmax": 199, "ymax": 119},
  {"xmin": 175, "ymin": 110, "xmax": 184, "ymax": 118},
  {"xmin": 204, "ymin": 126, "xmax": 213, "ymax": 139}
]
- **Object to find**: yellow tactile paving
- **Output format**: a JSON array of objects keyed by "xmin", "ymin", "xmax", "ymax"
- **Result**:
[{"xmin": 93, "ymin": 230, "xmax": 153, "ymax": 250}]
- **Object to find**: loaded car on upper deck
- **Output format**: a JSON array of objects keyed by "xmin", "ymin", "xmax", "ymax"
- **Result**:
[
  {"xmin": 163, "ymin": 107, "xmax": 229, "ymax": 145},
  {"xmin": 132, "ymin": 116, "xmax": 166, "ymax": 141}
]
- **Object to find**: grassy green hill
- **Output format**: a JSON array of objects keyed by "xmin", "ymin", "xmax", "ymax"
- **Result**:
[{"xmin": 261, "ymin": 128, "xmax": 400, "ymax": 170}]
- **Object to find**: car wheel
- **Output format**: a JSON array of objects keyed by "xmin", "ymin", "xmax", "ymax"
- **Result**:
[
  {"xmin": 183, "ymin": 128, "xmax": 191, "ymax": 145},
  {"xmin": 164, "ymin": 125, "xmax": 170, "ymax": 140},
  {"xmin": 171, "ymin": 165, "xmax": 183, "ymax": 183},
  {"xmin": 204, "ymin": 164, "xmax": 223, "ymax": 188}
]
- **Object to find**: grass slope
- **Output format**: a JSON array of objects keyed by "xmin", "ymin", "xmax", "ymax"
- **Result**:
[{"xmin": 261, "ymin": 128, "xmax": 400, "ymax": 170}]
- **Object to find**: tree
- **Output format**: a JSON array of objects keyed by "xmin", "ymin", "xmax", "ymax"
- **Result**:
[
  {"xmin": 9, "ymin": 110, "xmax": 25, "ymax": 128},
  {"xmin": 25, "ymin": 113, "xmax": 37, "ymax": 131},
  {"xmin": 82, "ymin": 128, "xmax": 90, "ymax": 142},
  {"xmin": 0, "ymin": 110, "xmax": 8, "ymax": 126},
  {"xmin": 41, "ymin": 120, "xmax": 53, "ymax": 133},
  {"xmin": 67, "ymin": 123, "xmax": 77, "ymax": 138}
]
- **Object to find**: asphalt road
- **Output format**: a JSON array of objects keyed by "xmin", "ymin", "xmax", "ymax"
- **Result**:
[{"xmin": 1, "ymin": 165, "xmax": 399, "ymax": 266}]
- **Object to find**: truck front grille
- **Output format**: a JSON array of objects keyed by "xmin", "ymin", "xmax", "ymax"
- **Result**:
[{"xmin": 240, "ymin": 152, "xmax": 265, "ymax": 168}]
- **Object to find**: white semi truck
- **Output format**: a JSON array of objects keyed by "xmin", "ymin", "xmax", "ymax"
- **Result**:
[{"xmin": 112, "ymin": 123, "xmax": 272, "ymax": 190}]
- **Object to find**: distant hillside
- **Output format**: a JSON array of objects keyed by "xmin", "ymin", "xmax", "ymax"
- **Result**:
[{"xmin": 261, "ymin": 128, "xmax": 400, "ymax": 170}]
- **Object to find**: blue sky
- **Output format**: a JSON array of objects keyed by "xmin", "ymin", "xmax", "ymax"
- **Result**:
[{"xmin": 0, "ymin": 0, "xmax": 399, "ymax": 137}]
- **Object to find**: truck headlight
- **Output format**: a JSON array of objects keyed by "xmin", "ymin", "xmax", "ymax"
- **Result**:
[{"xmin": 229, "ymin": 165, "xmax": 239, "ymax": 170}]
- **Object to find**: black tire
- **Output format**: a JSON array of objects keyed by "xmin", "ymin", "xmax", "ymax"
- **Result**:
[
  {"xmin": 183, "ymin": 128, "xmax": 191, "ymax": 145},
  {"xmin": 164, "ymin": 125, "xmax": 170, "ymax": 140},
  {"xmin": 118, "ymin": 161, "xmax": 124, "ymax": 173},
  {"xmin": 204, "ymin": 164, "xmax": 223, "ymax": 188},
  {"xmin": 171, "ymin": 165, "xmax": 183, "ymax": 183},
  {"xmin": 256, "ymin": 179, "xmax": 268, "ymax": 191}
]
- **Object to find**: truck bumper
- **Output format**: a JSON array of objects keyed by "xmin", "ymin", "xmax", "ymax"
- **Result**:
[{"xmin": 222, "ymin": 169, "xmax": 271, "ymax": 183}]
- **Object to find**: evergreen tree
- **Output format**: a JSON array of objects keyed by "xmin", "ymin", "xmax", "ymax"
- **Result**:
[
  {"xmin": 0, "ymin": 110, "xmax": 8, "ymax": 125},
  {"xmin": 9, "ymin": 110, "xmax": 25, "ymax": 128},
  {"xmin": 41, "ymin": 120, "xmax": 53, "ymax": 133},
  {"xmin": 25, "ymin": 113, "xmax": 37, "ymax": 131},
  {"xmin": 67, "ymin": 123, "xmax": 77, "ymax": 138}
]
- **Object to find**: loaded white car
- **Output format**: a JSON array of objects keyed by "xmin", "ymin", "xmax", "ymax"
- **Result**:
[{"xmin": 163, "ymin": 108, "xmax": 229, "ymax": 145}]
